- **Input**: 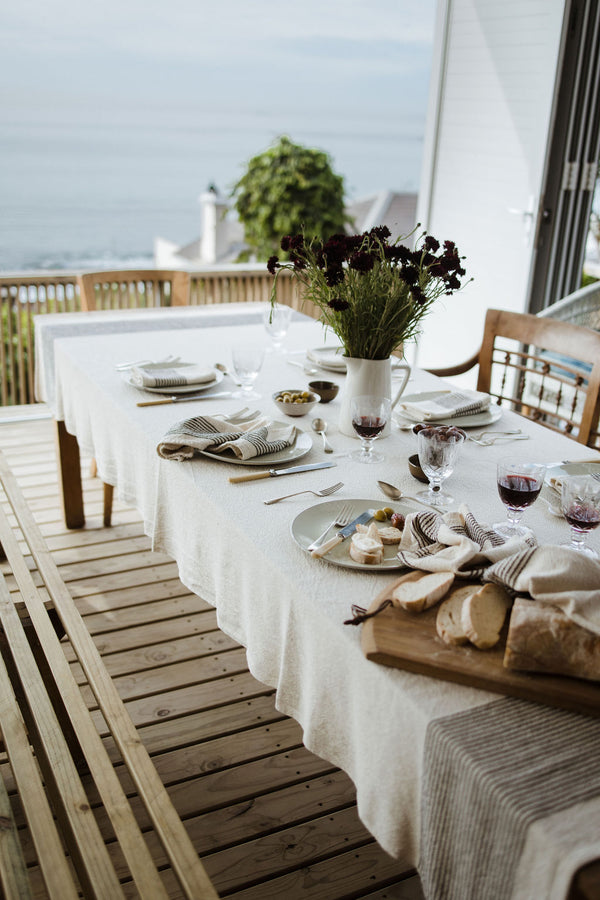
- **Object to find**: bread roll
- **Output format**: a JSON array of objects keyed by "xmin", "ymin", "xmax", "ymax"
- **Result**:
[
  {"xmin": 436, "ymin": 584, "xmax": 480, "ymax": 645},
  {"xmin": 461, "ymin": 583, "xmax": 512, "ymax": 650},
  {"xmin": 349, "ymin": 533, "xmax": 384, "ymax": 565},
  {"xmin": 392, "ymin": 572, "xmax": 454, "ymax": 613},
  {"xmin": 504, "ymin": 598, "xmax": 600, "ymax": 681}
]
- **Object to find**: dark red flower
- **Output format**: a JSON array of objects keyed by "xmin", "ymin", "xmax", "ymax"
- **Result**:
[
  {"xmin": 349, "ymin": 251, "xmax": 375, "ymax": 272},
  {"xmin": 424, "ymin": 235, "xmax": 440, "ymax": 252},
  {"xmin": 267, "ymin": 255, "xmax": 279, "ymax": 275},
  {"xmin": 324, "ymin": 266, "xmax": 345, "ymax": 287},
  {"xmin": 328, "ymin": 297, "xmax": 350, "ymax": 311}
]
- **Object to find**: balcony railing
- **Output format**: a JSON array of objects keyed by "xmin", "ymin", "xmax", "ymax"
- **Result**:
[{"xmin": 0, "ymin": 268, "xmax": 313, "ymax": 406}]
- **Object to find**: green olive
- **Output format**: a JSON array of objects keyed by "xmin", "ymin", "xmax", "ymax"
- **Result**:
[
  {"xmin": 374, "ymin": 509, "xmax": 387, "ymax": 522},
  {"xmin": 383, "ymin": 507, "xmax": 394, "ymax": 518}
]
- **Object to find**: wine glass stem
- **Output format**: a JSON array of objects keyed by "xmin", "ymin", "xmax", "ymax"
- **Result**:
[
  {"xmin": 507, "ymin": 507, "xmax": 523, "ymax": 527},
  {"xmin": 362, "ymin": 439, "xmax": 372, "ymax": 457},
  {"xmin": 570, "ymin": 526, "xmax": 587, "ymax": 551}
]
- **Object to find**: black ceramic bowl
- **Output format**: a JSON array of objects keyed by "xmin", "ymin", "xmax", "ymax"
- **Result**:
[{"xmin": 308, "ymin": 380, "xmax": 339, "ymax": 403}]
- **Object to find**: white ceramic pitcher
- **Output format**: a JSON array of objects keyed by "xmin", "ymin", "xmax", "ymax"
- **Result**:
[{"xmin": 338, "ymin": 356, "xmax": 411, "ymax": 437}]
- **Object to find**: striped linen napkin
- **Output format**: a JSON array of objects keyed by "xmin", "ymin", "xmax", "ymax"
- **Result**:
[
  {"xmin": 157, "ymin": 410, "xmax": 297, "ymax": 461},
  {"xmin": 399, "ymin": 389, "xmax": 491, "ymax": 421},
  {"xmin": 130, "ymin": 362, "xmax": 217, "ymax": 389}
]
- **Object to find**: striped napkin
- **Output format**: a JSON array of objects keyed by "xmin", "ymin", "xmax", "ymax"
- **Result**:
[
  {"xmin": 399, "ymin": 389, "xmax": 491, "ymax": 421},
  {"xmin": 157, "ymin": 410, "xmax": 297, "ymax": 461},
  {"xmin": 130, "ymin": 362, "xmax": 216, "ymax": 389}
]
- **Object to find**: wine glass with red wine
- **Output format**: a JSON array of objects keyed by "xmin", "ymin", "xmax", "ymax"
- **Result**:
[
  {"xmin": 560, "ymin": 475, "xmax": 600, "ymax": 558},
  {"xmin": 493, "ymin": 458, "xmax": 546, "ymax": 540},
  {"xmin": 350, "ymin": 395, "xmax": 391, "ymax": 463}
]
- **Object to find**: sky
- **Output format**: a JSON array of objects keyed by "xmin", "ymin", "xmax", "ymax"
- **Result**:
[{"xmin": 0, "ymin": 1, "xmax": 437, "ymax": 267}]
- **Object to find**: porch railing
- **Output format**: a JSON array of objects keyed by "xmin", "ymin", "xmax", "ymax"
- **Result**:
[{"xmin": 0, "ymin": 268, "xmax": 311, "ymax": 406}]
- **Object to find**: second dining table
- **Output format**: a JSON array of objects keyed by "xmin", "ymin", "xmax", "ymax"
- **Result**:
[{"xmin": 36, "ymin": 303, "xmax": 600, "ymax": 900}]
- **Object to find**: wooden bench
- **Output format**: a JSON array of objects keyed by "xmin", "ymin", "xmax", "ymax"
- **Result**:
[{"xmin": 0, "ymin": 448, "xmax": 218, "ymax": 899}]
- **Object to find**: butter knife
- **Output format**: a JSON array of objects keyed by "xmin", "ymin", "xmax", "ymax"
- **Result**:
[
  {"xmin": 229, "ymin": 461, "xmax": 336, "ymax": 483},
  {"xmin": 310, "ymin": 509, "xmax": 376, "ymax": 559},
  {"xmin": 137, "ymin": 391, "xmax": 233, "ymax": 407}
]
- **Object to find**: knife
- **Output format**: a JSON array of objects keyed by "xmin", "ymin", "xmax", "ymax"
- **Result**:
[
  {"xmin": 228, "ymin": 461, "xmax": 336, "ymax": 483},
  {"xmin": 137, "ymin": 391, "xmax": 233, "ymax": 407},
  {"xmin": 310, "ymin": 509, "xmax": 376, "ymax": 559}
]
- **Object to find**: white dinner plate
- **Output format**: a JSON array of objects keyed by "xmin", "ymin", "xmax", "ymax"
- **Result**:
[
  {"xmin": 291, "ymin": 498, "xmax": 410, "ymax": 570},
  {"xmin": 393, "ymin": 391, "xmax": 502, "ymax": 429},
  {"xmin": 545, "ymin": 460, "xmax": 600, "ymax": 487},
  {"xmin": 199, "ymin": 428, "xmax": 312, "ymax": 466},
  {"xmin": 127, "ymin": 367, "xmax": 223, "ymax": 394},
  {"xmin": 306, "ymin": 345, "xmax": 347, "ymax": 373}
]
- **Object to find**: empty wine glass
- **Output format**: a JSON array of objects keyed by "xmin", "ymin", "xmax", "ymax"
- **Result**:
[
  {"xmin": 493, "ymin": 458, "xmax": 546, "ymax": 539},
  {"xmin": 263, "ymin": 303, "xmax": 292, "ymax": 353},
  {"xmin": 560, "ymin": 475, "xmax": 600, "ymax": 558},
  {"xmin": 231, "ymin": 343, "xmax": 265, "ymax": 399},
  {"xmin": 416, "ymin": 425, "xmax": 465, "ymax": 506},
  {"xmin": 350, "ymin": 395, "xmax": 391, "ymax": 463}
]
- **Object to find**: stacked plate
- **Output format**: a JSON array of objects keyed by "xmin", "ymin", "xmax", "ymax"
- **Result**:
[
  {"xmin": 393, "ymin": 389, "xmax": 502, "ymax": 429},
  {"xmin": 306, "ymin": 345, "xmax": 347, "ymax": 373}
]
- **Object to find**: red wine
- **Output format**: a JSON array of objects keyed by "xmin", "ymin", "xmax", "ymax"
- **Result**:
[
  {"xmin": 353, "ymin": 415, "xmax": 386, "ymax": 439},
  {"xmin": 498, "ymin": 474, "xmax": 542, "ymax": 509},
  {"xmin": 564, "ymin": 503, "xmax": 600, "ymax": 532}
]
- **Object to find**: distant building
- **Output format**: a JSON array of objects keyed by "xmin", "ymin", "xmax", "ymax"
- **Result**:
[{"xmin": 153, "ymin": 186, "xmax": 418, "ymax": 269}]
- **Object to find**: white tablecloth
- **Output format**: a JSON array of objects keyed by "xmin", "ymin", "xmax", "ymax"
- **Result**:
[{"xmin": 36, "ymin": 306, "xmax": 600, "ymax": 896}]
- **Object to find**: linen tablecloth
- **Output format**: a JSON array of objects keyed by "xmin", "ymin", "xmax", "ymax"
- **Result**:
[{"xmin": 40, "ymin": 306, "xmax": 600, "ymax": 897}]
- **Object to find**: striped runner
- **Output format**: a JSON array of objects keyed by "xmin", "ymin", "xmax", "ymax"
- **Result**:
[{"xmin": 419, "ymin": 697, "xmax": 600, "ymax": 899}]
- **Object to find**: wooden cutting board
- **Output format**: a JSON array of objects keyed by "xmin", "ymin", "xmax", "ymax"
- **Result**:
[{"xmin": 360, "ymin": 572, "xmax": 600, "ymax": 718}]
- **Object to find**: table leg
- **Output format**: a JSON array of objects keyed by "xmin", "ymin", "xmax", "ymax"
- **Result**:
[{"xmin": 54, "ymin": 420, "xmax": 85, "ymax": 528}]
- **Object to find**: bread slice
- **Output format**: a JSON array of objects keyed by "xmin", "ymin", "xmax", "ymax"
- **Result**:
[
  {"xmin": 392, "ymin": 571, "xmax": 454, "ymax": 613},
  {"xmin": 436, "ymin": 584, "xmax": 480, "ymax": 645},
  {"xmin": 376, "ymin": 525, "xmax": 403, "ymax": 545},
  {"xmin": 349, "ymin": 533, "xmax": 384, "ymax": 565},
  {"xmin": 461, "ymin": 583, "xmax": 512, "ymax": 650}
]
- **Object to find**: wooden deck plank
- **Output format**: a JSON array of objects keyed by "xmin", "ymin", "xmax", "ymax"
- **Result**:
[{"xmin": 0, "ymin": 412, "xmax": 417, "ymax": 899}]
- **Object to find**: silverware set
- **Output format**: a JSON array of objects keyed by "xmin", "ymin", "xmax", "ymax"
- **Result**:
[
  {"xmin": 264, "ymin": 481, "xmax": 344, "ymax": 505},
  {"xmin": 307, "ymin": 502, "xmax": 355, "ymax": 551},
  {"xmin": 467, "ymin": 429, "xmax": 530, "ymax": 446}
]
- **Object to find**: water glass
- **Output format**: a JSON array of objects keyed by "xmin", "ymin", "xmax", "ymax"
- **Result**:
[
  {"xmin": 560, "ymin": 475, "xmax": 600, "ymax": 558},
  {"xmin": 493, "ymin": 458, "xmax": 546, "ymax": 540},
  {"xmin": 263, "ymin": 304, "xmax": 292, "ymax": 353},
  {"xmin": 231, "ymin": 343, "xmax": 265, "ymax": 399},
  {"xmin": 416, "ymin": 425, "xmax": 465, "ymax": 506},
  {"xmin": 350, "ymin": 395, "xmax": 391, "ymax": 463}
]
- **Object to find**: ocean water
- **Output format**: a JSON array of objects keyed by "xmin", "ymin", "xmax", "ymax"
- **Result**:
[{"xmin": 0, "ymin": 106, "xmax": 427, "ymax": 273}]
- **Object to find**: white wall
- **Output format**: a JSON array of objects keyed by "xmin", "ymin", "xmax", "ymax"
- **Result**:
[{"xmin": 414, "ymin": 0, "xmax": 566, "ymax": 373}]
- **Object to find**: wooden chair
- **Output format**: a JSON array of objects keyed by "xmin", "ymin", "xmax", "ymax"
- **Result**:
[
  {"xmin": 427, "ymin": 308, "xmax": 600, "ymax": 448},
  {"xmin": 77, "ymin": 269, "xmax": 191, "ymax": 311},
  {"xmin": 77, "ymin": 270, "xmax": 191, "ymax": 524}
]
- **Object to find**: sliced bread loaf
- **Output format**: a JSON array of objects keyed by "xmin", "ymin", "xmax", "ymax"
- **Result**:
[
  {"xmin": 461, "ymin": 583, "xmax": 512, "ymax": 650},
  {"xmin": 392, "ymin": 571, "xmax": 455, "ymax": 613},
  {"xmin": 436, "ymin": 584, "xmax": 480, "ymax": 645}
]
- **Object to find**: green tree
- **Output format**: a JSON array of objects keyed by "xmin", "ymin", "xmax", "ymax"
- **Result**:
[{"xmin": 232, "ymin": 136, "xmax": 349, "ymax": 261}]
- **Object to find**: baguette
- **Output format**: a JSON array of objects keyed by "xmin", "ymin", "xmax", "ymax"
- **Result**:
[
  {"xmin": 349, "ymin": 533, "xmax": 384, "ymax": 565},
  {"xmin": 436, "ymin": 584, "xmax": 480, "ymax": 645},
  {"xmin": 392, "ymin": 571, "xmax": 454, "ymax": 613},
  {"xmin": 461, "ymin": 583, "xmax": 512, "ymax": 650}
]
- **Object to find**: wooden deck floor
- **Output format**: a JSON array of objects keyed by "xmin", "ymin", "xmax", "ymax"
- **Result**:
[{"xmin": 0, "ymin": 408, "xmax": 424, "ymax": 900}]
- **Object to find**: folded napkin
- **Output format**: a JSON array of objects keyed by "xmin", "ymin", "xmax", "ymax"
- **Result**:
[
  {"xmin": 130, "ymin": 362, "xmax": 216, "ymax": 389},
  {"xmin": 484, "ymin": 546, "xmax": 600, "ymax": 634},
  {"xmin": 399, "ymin": 389, "xmax": 491, "ymax": 421},
  {"xmin": 307, "ymin": 346, "xmax": 346, "ymax": 371},
  {"xmin": 157, "ymin": 410, "xmax": 297, "ymax": 461},
  {"xmin": 396, "ymin": 505, "xmax": 533, "ymax": 579}
]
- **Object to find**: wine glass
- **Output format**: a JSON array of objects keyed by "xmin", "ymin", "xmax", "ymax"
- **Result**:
[
  {"xmin": 231, "ymin": 343, "xmax": 265, "ymax": 399},
  {"xmin": 416, "ymin": 425, "xmax": 465, "ymax": 507},
  {"xmin": 560, "ymin": 475, "xmax": 600, "ymax": 558},
  {"xmin": 493, "ymin": 458, "xmax": 546, "ymax": 539},
  {"xmin": 350, "ymin": 395, "xmax": 391, "ymax": 463},
  {"xmin": 263, "ymin": 304, "xmax": 292, "ymax": 353}
]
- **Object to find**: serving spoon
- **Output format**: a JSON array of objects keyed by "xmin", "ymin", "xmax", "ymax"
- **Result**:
[
  {"xmin": 377, "ymin": 479, "xmax": 444, "ymax": 513},
  {"xmin": 312, "ymin": 418, "xmax": 334, "ymax": 453}
]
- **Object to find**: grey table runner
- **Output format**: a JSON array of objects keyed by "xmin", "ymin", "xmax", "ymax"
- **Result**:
[{"xmin": 420, "ymin": 698, "xmax": 600, "ymax": 900}]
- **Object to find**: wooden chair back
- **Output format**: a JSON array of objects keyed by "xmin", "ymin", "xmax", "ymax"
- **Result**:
[
  {"xmin": 78, "ymin": 269, "xmax": 191, "ymax": 311},
  {"xmin": 477, "ymin": 308, "xmax": 600, "ymax": 447}
]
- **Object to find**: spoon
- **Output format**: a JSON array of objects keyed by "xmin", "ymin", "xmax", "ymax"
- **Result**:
[
  {"xmin": 377, "ymin": 480, "xmax": 444, "ymax": 513},
  {"xmin": 312, "ymin": 418, "xmax": 334, "ymax": 453},
  {"xmin": 215, "ymin": 362, "xmax": 242, "ymax": 386},
  {"xmin": 288, "ymin": 359, "xmax": 319, "ymax": 375}
]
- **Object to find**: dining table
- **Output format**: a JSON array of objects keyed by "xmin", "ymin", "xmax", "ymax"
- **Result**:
[{"xmin": 34, "ymin": 302, "xmax": 600, "ymax": 900}]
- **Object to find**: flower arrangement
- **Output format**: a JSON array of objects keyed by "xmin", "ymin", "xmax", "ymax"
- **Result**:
[{"xmin": 267, "ymin": 225, "xmax": 468, "ymax": 360}]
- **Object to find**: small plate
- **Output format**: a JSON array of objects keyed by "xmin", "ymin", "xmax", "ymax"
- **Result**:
[
  {"xmin": 127, "ymin": 367, "xmax": 223, "ymax": 394},
  {"xmin": 545, "ymin": 460, "xmax": 600, "ymax": 488},
  {"xmin": 306, "ymin": 345, "xmax": 347, "ymax": 373},
  {"xmin": 199, "ymin": 428, "xmax": 312, "ymax": 466},
  {"xmin": 291, "ymin": 498, "xmax": 410, "ymax": 570},
  {"xmin": 393, "ymin": 391, "xmax": 502, "ymax": 429}
]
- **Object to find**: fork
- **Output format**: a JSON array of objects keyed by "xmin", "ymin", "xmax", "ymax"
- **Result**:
[
  {"xmin": 468, "ymin": 431, "xmax": 529, "ymax": 446},
  {"xmin": 307, "ymin": 501, "xmax": 354, "ymax": 550},
  {"xmin": 263, "ymin": 481, "xmax": 344, "ymax": 505}
]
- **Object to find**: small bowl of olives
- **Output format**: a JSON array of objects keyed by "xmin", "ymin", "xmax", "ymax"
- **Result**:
[{"xmin": 273, "ymin": 389, "xmax": 319, "ymax": 417}]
